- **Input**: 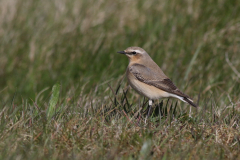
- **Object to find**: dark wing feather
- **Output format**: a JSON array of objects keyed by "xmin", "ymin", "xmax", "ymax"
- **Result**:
[{"xmin": 129, "ymin": 64, "xmax": 190, "ymax": 98}]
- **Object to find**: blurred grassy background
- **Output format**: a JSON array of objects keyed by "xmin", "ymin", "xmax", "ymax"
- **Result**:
[{"xmin": 0, "ymin": 0, "xmax": 240, "ymax": 159}]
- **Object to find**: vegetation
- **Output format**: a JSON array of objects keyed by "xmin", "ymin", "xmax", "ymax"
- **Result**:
[{"xmin": 0, "ymin": 0, "xmax": 240, "ymax": 159}]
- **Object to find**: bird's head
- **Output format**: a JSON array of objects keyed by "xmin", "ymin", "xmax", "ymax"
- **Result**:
[{"xmin": 117, "ymin": 47, "xmax": 150, "ymax": 63}]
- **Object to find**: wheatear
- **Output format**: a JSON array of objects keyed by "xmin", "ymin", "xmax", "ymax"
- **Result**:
[{"xmin": 117, "ymin": 47, "xmax": 197, "ymax": 119}]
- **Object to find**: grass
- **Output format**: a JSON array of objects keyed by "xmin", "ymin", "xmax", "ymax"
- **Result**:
[{"xmin": 0, "ymin": 0, "xmax": 240, "ymax": 159}]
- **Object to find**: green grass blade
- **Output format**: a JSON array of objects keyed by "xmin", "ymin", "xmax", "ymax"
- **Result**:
[
  {"xmin": 47, "ymin": 83, "xmax": 60, "ymax": 120},
  {"xmin": 139, "ymin": 139, "xmax": 152, "ymax": 160},
  {"xmin": 184, "ymin": 44, "xmax": 202, "ymax": 81}
]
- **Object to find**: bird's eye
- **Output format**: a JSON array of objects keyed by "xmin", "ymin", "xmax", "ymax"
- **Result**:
[{"xmin": 132, "ymin": 51, "xmax": 137, "ymax": 55}]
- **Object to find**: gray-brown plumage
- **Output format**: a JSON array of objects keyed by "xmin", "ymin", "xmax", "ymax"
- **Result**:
[{"xmin": 118, "ymin": 46, "xmax": 197, "ymax": 108}]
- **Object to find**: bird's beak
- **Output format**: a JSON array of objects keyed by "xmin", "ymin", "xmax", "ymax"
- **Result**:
[{"xmin": 117, "ymin": 51, "xmax": 126, "ymax": 54}]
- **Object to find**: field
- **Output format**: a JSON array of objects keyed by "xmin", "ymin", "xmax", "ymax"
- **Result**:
[{"xmin": 0, "ymin": 0, "xmax": 240, "ymax": 159}]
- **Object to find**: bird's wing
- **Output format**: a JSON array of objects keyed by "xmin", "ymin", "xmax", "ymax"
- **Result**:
[{"xmin": 128, "ymin": 63, "xmax": 190, "ymax": 98}]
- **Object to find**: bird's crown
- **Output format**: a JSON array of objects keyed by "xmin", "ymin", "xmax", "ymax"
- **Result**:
[{"xmin": 124, "ymin": 47, "xmax": 147, "ymax": 55}]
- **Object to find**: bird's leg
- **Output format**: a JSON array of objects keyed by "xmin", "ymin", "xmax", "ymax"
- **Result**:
[
  {"xmin": 147, "ymin": 100, "xmax": 153, "ymax": 118},
  {"xmin": 189, "ymin": 106, "xmax": 192, "ymax": 118},
  {"xmin": 145, "ymin": 99, "xmax": 153, "ymax": 123}
]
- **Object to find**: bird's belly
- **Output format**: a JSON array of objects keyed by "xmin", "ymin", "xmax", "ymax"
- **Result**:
[{"xmin": 128, "ymin": 78, "xmax": 170, "ymax": 100}]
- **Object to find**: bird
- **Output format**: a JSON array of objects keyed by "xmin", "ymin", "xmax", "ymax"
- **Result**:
[{"xmin": 117, "ymin": 46, "xmax": 197, "ymax": 120}]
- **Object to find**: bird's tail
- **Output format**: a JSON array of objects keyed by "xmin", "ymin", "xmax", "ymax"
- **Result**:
[
  {"xmin": 183, "ymin": 97, "xmax": 198, "ymax": 108},
  {"xmin": 169, "ymin": 93, "xmax": 198, "ymax": 107}
]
